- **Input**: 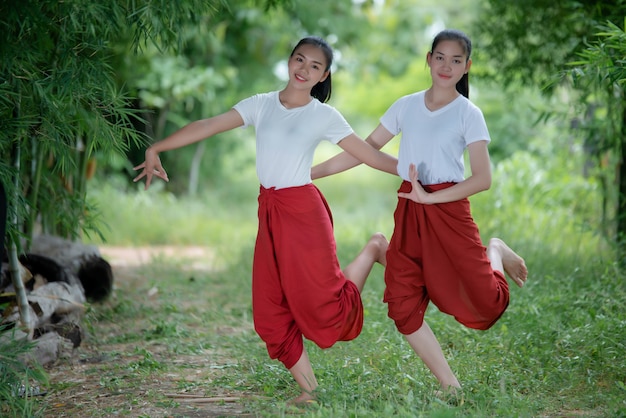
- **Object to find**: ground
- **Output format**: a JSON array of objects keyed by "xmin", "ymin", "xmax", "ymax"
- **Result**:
[{"xmin": 40, "ymin": 246, "xmax": 256, "ymax": 418}]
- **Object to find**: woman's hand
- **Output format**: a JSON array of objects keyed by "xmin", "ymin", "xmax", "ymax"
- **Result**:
[
  {"xmin": 133, "ymin": 148, "xmax": 169, "ymax": 190},
  {"xmin": 398, "ymin": 163, "xmax": 431, "ymax": 204}
]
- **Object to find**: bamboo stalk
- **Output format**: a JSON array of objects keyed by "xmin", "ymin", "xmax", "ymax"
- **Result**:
[{"xmin": 9, "ymin": 139, "xmax": 33, "ymax": 337}]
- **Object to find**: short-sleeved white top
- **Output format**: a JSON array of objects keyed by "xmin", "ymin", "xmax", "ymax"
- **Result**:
[
  {"xmin": 233, "ymin": 91, "xmax": 353, "ymax": 189},
  {"xmin": 380, "ymin": 90, "xmax": 490, "ymax": 185}
]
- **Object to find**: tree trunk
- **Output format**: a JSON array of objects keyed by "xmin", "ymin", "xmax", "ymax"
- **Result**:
[
  {"xmin": 618, "ymin": 101, "xmax": 626, "ymax": 266},
  {"xmin": 188, "ymin": 142, "xmax": 205, "ymax": 196}
]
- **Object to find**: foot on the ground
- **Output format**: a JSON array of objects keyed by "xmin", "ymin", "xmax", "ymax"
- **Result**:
[
  {"xmin": 433, "ymin": 385, "xmax": 463, "ymax": 406},
  {"xmin": 490, "ymin": 237, "xmax": 528, "ymax": 288},
  {"xmin": 286, "ymin": 391, "xmax": 316, "ymax": 406}
]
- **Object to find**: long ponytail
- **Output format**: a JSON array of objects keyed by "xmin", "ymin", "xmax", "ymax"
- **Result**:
[{"xmin": 457, "ymin": 73, "xmax": 469, "ymax": 99}]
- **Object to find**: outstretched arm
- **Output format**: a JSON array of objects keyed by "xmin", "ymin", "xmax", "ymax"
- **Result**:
[
  {"xmin": 133, "ymin": 109, "xmax": 244, "ymax": 190},
  {"xmin": 399, "ymin": 140, "xmax": 492, "ymax": 204},
  {"xmin": 334, "ymin": 132, "xmax": 398, "ymax": 176},
  {"xmin": 312, "ymin": 124, "xmax": 395, "ymax": 179}
]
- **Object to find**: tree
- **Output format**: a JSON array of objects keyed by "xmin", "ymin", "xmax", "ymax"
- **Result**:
[
  {"xmin": 475, "ymin": 1, "xmax": 626, "ymax": 261},
  {"xmin": 114, "ymin": 0, "xmax": 380, "ymax": 194},
  {"xmin": 566, "ymin": 20, "xmax": 626, "ymax": 257},
  {"xmin": 0, "ymin": 0, "xmax": 289, "ymax": 331}
]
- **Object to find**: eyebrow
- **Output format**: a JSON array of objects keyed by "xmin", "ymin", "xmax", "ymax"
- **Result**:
[
  {"xmin": 434, "ymin": 51, "xmax": 464, "ymax": 58},
  {"xmin": 295, "ymin": 52, "xmax": 324, "ymax": 66}
]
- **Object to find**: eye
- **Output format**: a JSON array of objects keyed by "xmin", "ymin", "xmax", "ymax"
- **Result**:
[{"xmin": 453, "ymin": 59, "xmax": 462, "ymax": 64}]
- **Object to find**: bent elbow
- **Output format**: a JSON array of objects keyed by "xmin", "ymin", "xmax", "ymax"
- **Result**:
[{"xmin": 480, "ymin": 174, "xmax": 492, "ymax": 192}]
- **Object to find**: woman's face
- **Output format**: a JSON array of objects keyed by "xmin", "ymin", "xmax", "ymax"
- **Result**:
[
  {"xmin": 287, "ymin": 44, "xmax": 329, "ymax": 91},
  {"xmin": 427, "ymin": 39, "xmax": 471, "ymax": 88}
]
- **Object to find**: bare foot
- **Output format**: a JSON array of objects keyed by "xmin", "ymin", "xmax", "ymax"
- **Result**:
[
  {"xmin": 287, "ymin": 391, "xmax": 316, "ymax": 406},
  {"xmin": 489, "ymin": 238, "xmax": 528, "ymax": 288},
  {"xmin": 433, "ymin": 385, "xmax": 464, "ymax": 406},
  {"xmin": 370, "ymin": 232, "xmax": 389, "ymax": 266}
]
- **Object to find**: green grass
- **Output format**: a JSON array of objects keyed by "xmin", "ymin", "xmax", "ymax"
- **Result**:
[
  {"xmin": 0, "ymin": 325, "xmax": 48, "ymax": 418},
  {"xmin": 33, "ymin": 154, "xmax": 626, "ymax": 417}
]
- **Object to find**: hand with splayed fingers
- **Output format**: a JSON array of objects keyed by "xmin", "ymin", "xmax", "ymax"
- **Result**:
[{"xmin": 133, "ymin": 148, "xmax": 169, "ymax": 190}]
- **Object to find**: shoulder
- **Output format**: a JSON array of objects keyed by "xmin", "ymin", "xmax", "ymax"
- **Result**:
[
  {"xmin": 387, "ymin": 91, "xmax": 424, "ymax": 112},
  {"xmin": 236, "ymin": 91, "xmax": 277, "ymax": 106},
  {"xmin": 395, "ymin": 91, "xmax": 424, "ymax": 105},
  {"xmin": 310, "ymin": 98, "xmax": 345, "ymax": 118},
  {"xmin": 457, "ymin": 96, "xmax": 484, "ymax": 115}
]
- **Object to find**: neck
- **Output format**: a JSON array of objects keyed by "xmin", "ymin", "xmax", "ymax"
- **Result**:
[
  {"xmin": 279, "ymin": 88, "xmax": 312, "ymax": 109},
  {"xmin": 424, "ymin": 87, "xmax": 459, "ymax": 111}
]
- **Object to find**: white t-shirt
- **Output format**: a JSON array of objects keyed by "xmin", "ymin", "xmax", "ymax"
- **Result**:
[
  {"xmin": 380, "ymin": 91, "xmax": 490, "ymax": 185},
  {"xmin": 233, "ymin": 91, "xmax": 353, "ymax": 189}
]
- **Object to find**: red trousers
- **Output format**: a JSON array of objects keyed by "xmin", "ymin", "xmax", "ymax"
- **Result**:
[
  {"xmin": 384, "ymin": 181, "xmax": 509, "ymax": 334},
  {"xmin": 253, "ymin": 184, "xmax": 363, "ymax": 369}
]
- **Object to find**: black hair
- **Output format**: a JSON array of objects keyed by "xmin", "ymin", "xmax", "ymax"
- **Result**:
[
  {"xmin": 290, "ymin": 36, "xmax": 333, "ymax": 103},
  {"xmin": 430, "ymin": 29, "xmax": 472, "ymax": 98}
]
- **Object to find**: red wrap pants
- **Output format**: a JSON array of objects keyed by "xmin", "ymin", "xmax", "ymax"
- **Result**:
[
  {"xmin": 384, "ymin": 181, "xmax": 509, "ymax": 334},
  {"xmin": 253, "ymin": 184, "xmax": 363, "ymax": 369}
]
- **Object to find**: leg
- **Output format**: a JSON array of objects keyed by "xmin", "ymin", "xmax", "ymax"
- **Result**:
[
  {"xmin": 288, "ymin": 348, "xmax": 318, "ymax": 404},
  {"xmin": 487, "ymin": 238, "xmax": 528, "ymax": 288},
  {"xmin": 404, "ymin": 321, "xmax": 461, "ymax": 390},
  {"xmin": 342, "ymin": 232, "xmax": 388, "ymax": 292},
  {"xmin": 287, "ymin": 233, "xmax": 388, "ymax": 405}
]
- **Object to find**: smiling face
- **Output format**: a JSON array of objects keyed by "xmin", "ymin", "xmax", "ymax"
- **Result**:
[
  {"xmin": 427, "ymin": 39, "xmax": 472, "ymax": 90},
  {"xmin": 287, "ymin": 43, "xmax": 330, "ymax": 92}
]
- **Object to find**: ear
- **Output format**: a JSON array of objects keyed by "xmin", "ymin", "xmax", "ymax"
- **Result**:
[
  {"xmin": 320, "ymin": 70, "xmax": 330, "ymax": 83},
  {"xmin": 465, "ymin": 58, "xmax": 472, "ymax": 74},
  {"xmin": 426, "ymin": 51, "xmax": 432, "ymax": 66}
]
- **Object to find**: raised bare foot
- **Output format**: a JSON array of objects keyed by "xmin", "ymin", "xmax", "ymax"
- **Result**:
[
  {"xmin": 370, "ymin": 232, "xmax": 389, "ymax": 266},
  {"xmin": 489, "ymin": 238, "xmax": 528, "ymax": 288}
]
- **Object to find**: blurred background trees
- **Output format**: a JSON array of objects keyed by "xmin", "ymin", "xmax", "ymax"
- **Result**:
[{"xmin": 476, "ymin": 0, "xmax": 626, "ymax": 262}]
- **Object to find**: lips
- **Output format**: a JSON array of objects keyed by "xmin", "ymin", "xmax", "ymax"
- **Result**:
[{"xmin": 295, "ymin": 74, "xmax": 307, "ymax": 82}]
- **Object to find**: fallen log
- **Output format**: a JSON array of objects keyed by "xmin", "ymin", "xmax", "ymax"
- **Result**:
[{"xmin": 1, "ymin": 235, "xmax": 114, "ymax": 366}]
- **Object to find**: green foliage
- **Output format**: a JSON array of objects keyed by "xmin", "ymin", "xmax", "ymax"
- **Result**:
[
  {"xmin": 560, "ymin": 20, "xmax": 626, "ymax": 248},
  {"xmin": 565, "ymin": 19, "xmax": 626, "ymax": 157},
  {"xmin": 0, "ymin": 0, "xmax": 136, "ymax": 242},
  {"xmin": 475, "ymin": 0, "xmax": 626, "ymax": 260},
  {"xmin": 0, "ymin": 0, "xmax": 294, "ymax": 246},
  {"xmin": 0, "ymin": 325, "xmax": 48, "ymax": 418},
  {"xmin": 475, "ymin": 0, "xmax": 626, "ymax": 90}
]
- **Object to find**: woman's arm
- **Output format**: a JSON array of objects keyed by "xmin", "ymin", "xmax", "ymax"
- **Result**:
[
  {"xmin": 133, "ymin": 109, "xmax": 244, "ymax": 190},
  {"xmin": 399, "ymin": 140, "xmax": 492, "ymax": 204},
  {"xmin": 334, "ymin": 131, "xmax": 398, "ymax": 176},
  {"xmin": 312, "ymin": 124, "xmax": 395, "ymax": 179}
]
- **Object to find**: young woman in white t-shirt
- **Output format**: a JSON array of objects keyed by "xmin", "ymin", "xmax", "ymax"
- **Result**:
[
  {"xmin": 133, "ymin": 36, "xmax": 398, "ymax": 404},
  {"xmin": 312, "ymin": 29, "xmax": 528, "ymax": 398}
]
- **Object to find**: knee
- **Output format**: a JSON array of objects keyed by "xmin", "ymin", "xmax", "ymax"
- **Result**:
[
  {"xmin": 387, "ymin": 301, "xmax": 427, "ymax": 335},
  {"xmin": 457, "ymin": 304, "xmax": 508, "ymax": 330}
]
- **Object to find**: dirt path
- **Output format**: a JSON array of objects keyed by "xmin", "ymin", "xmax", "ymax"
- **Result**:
[
  {"xmin": 40, "ymin": 246, "xmax": 255, "ymax": 417},
  {"xmin": 98, "ymin": 245, "xmax": 216, "ymax": 270}
]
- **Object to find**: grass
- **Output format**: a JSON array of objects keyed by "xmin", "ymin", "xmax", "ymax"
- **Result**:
[
  {"xmin": 0, "ymin": 325, "xmax": 49, "ymax": 418},
  {"xmin": 27, "ymin": 157, "xmax": 626, "ymax": 417}
]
